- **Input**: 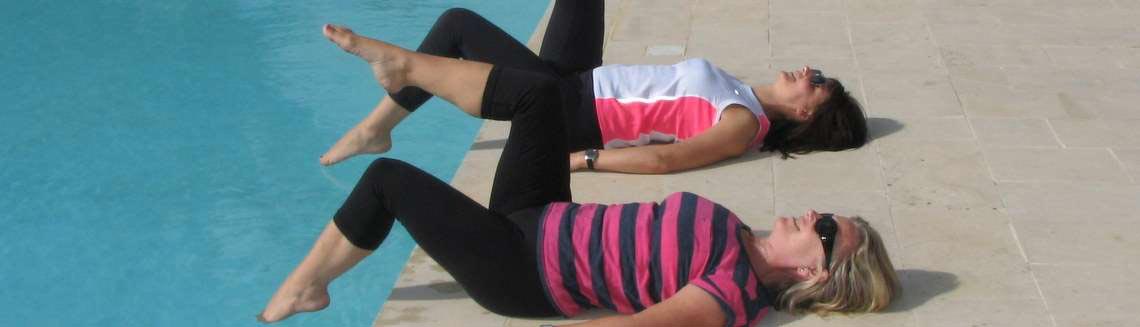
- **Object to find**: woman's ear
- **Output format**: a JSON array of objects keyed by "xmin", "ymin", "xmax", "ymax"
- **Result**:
[
  {"xmin": 794, "ymin": 265, "xmax": 829, "ymax": 283},
  {"xmin": 796, "ymin": 107, "xmax": 812, "ymax": 121}
]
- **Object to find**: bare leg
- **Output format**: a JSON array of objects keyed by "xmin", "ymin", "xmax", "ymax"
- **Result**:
[
  {"xmin": 319, "ymin": 97, "xmax": 408, "ymax": 166},
  {"xmin": 317, "ymin": 24, "xmax": 493, "ymax": 160},
  {"xmin": 322, "ymin": 24, "xmax": 492, "ymax": 115},
  {"xmin": 258, "ymin": 222, "xmax": 372, "ymax": 323}
]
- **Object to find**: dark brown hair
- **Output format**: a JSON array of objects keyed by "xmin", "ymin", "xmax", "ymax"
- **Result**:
[{"xmin": 760, "ymin": 79, "xmax": 868, "ymax": 159}]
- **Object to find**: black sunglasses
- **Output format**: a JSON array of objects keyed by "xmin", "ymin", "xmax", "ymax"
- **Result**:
[
  {"xmin": 808, "ymin": 69, "xmax": 827, "ymax": 86},
  {"xmin": 816, "ymin": 213, "xmax": 839, "ymax": 269}
]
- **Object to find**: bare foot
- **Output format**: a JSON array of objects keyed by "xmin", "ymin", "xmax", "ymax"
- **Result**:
[
  {"xmin": 319, "ymin": 123, "xmax": 392, "ymax": 166},
  {"xmin": 322, "ymin": 24, "xmax": 409, "ymax": 93},
  {"xmin": 257, "ymin": 283, "xmax": 331, "ymax": 323}
]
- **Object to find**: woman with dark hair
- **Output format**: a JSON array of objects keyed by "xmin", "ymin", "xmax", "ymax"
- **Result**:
[
  {"xmin": 318, "ymin": 0, "xmax": 867, "ymax": 173},
  {"xmin": 258, "ymin": 21, "xmax": 898, "ymax": 326}
]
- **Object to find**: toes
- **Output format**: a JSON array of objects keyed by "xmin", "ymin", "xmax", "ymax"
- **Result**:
[{"xmin": 322, "ymin": 24, "xmax": 355, "ymax": 47}]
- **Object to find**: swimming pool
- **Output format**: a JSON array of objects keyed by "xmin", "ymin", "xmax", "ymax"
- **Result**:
[{"xmin": 0, "ymin": 1, "xmax": 546, "ymax": 325}]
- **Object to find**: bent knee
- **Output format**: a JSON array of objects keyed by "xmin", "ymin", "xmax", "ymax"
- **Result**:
[{"xmin": 438, "ymin": 8, "xmax": 479, "ymax": 26}]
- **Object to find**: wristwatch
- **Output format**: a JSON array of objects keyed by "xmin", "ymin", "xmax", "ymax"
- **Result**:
[{"xmin": 584, "ymin": 148, "xmax": 599, "ymax": 170}]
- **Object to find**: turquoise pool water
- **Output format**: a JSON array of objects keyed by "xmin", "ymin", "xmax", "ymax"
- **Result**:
[{"xmin": 0, "ymin": 1, "xmax": 545, "ymax": 326}]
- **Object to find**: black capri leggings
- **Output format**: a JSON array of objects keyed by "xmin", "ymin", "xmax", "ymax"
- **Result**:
[
  {"xmin": 334, "ymin": 68, "xmax": 564, "ymax": 317},
  {"xmin": 390, "ymin": 1, "xmax": 605, "ymax": 151},
  {"xmin": 332, "ymin": 1, "xmax": 604, "ymax": 317}
]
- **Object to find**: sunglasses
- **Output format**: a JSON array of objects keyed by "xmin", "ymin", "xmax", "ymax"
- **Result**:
[
  {"xmin": 808, "ymin": 69, "xmax": 827, "ymax": 86},
  {"xmin": 816, "ymin": 213, "xmax": 839, "ymax": 269}
]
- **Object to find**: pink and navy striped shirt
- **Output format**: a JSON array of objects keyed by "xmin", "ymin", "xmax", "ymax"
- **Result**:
[
  {"xmin": 591, "ymin": 58, "xmax": 771, "ymax": 149},
  {"xmin": 536, "ymin": 192, "xmax": 772, "ymax": 327}
]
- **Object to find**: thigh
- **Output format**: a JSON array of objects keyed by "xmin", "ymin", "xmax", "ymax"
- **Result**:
[
  {"xmin": 424, "ymin": 8, "xmax": 552, "ymax": 73},
  {"xmin": 480, "ymin": 68, "xmax": 572, "ymax": 215},
  {"xmin": 538, "ymin": 0, "xmax": 605, "ymax": 75},
  {"xmin": 363, "ymin": 159, "xmax": 556, "ymax": 316}
]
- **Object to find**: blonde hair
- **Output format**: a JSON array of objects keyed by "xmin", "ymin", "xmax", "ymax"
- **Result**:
[{"xmin": 775, "ymin": 216, "xmax": 900, "ymax": 315}]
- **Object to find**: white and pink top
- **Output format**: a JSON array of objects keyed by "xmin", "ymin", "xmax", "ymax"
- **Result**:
[{"xmin": 591, "ymin": 58, "xmax": 771, "ymax": 149}]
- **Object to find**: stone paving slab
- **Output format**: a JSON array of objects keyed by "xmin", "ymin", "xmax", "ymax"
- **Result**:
[{"xmin": 376, "ymin": 0, "xmax": 1140, "ymax": 326}]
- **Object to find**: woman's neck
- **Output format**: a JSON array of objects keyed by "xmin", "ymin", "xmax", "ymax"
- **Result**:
[
  {"xmin": 751, "ymin": 84, "xmax": 787, "ymax": 121},
  {"xmin": 742, "ymin": 231, "xmax": 781, "ymax": 288}
]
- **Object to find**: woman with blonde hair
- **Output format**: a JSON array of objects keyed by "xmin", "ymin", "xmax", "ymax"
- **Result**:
[
  {"xmin": 258, "ymin": 21, "xmax": 898, "ymax": 326},
  {"xmin": 318, "ymin": 0, "xmax": 868, "ymax": 173}
]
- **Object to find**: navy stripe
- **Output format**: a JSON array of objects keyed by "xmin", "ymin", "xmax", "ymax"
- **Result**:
[
  {"xmin": 732, "ymin": 228, "xmax": 767, "ymax": 321},
  {"xmin": 588, "ymin": 205, "xmax": 614, "ymax": 310},
  {"xmin": 701, "ymin": 276, "xmax": 737, "ymax": 327},
  {"xmin": 557, "ymin": 204, "xmax": 591, "ymax": 308},
  {"xmin": 618, "ymin": 204, "xmax": 645, "ymax": 311},
  {"xmin": 675, "ymin": 192, "xmax": 698, "ymax": 287},
  {"xmin": 649, "ymin": 203, "xmax": 663, "ymax": 303},
  {"xmin": 704, "ymin": 204, "xmax": 729, "ymax": 276}
]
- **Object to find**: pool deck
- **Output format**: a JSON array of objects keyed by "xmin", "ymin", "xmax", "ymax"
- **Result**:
[{"xmin": 375, "ymin": 0, "xmax": 1140, "ymax": 326}]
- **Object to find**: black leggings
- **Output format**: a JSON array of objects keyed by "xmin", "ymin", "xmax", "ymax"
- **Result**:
[
  {"xmin": 390, "ymin": 2, "xmax": 605, "ymax": 151},
  {"xmin": 332, "ymin": 1, "xmax": 605, "ymax": 317},
  {"xmin": 335, "ymin": 68, "xmax": 564, "ymax": 317}
]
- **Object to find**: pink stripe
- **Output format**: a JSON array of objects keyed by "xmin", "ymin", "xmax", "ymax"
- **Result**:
[
  {"xmin": 594, "ymin": 96, "xmax": 718, "ymax": 147},
  {"xmin": 572, "ymin": 204, "xmax": 599, "ymax": 306},
  {"xmin": 602, "ymin": 205, "xmax": 634, "ymax": 313},
  {"xmin": 689, "ymin": 198, "xmax": 714, "ymax": 279},
  {"xmin": 658, "ymin": 193, "xmax": 681, "ymax": 299},
  {"xmin": 634, "ymin": 203, "xmax": 655, "ymax": 309},
  {"xmin": 750, "ymin": 114, "xmax": 772, "ymax": 148},
  {"xmin": 540, "ymin": 203, "xmax": 581, "ymax": 315}
]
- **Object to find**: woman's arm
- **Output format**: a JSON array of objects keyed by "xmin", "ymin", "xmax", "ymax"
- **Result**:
[
  {"xmin": 562, "ymin": 285, "xmax": 727, "ymax": 327},
  {"xmin": 570, "ymin": 105, "xmax": 759, "ymax": 174}
]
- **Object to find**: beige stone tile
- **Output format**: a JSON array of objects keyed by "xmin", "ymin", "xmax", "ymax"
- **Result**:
[
  {"xmin": 1045, "ymin": 46, "xmax": 1134, "ymax": 69},
  {"xmin": 913, "ymin": 298, "xmax": 1052, "ymax": 327},
  {"xmin": 891, "ymin": 208, "xmax": 1042, "ymax": 301},
  {"xmin": 984, "ymin": 147, "xmax": 1130, "ymax": 183},
  {"xmin": 570, "ymin": 172, "xmax": 666, "ymax": 204},
  {"xmin": 770, "ymin": 12, "xmax": 853, "ymax": 60},
  {"xmin": 869, "ymin": 116, "xmax": 973, "ymax": 143},
  {"xmin": 661, "ymin": 151, "xmax": 775, "ymax": 224},
  {"xmin": 505, "ymin": 309, "xmax": 616, "ymax": 327},
  {"xmin": 852, "ymin": 22, "xmax": 943, "ymax": 71},
  {"xmin": 927, "ymin": 22, "xmax": 1012, "ymax": 45},
  {"xmin": 939, "ymin": 45, "xmax": 1051, "ymax": 69},
  {"xmin": 1055, "ymin": 91, "xmax": 1140, "ymax": 120},
  {"xmin": 1034, "ymin": 264, "xmax": 1140, "ymax": 324},
  {"xmin": 610, "ymin": 6, "xmax": 690, "ymax": 43},
  {"xmin": 1049, "ymin": 119, "xmax": 1140, "ymax": 148},
  {"xmin": 1013, "ymin": 219, "xmax": 1140, "ymax": 264},
  {"xmin": 375, "ymin": 248, "xmax": 507, "ymax": 327},
  {"xmin": 915, "ymin": 0, "xmax": 1032, "ymax": 8},
  {"xmin": 988, "ymin": 6, "xmax": 1072, "ymax": 24},
  {"xmin": 1115, "ymin": 0, "xmax": 1140, "ymax": 9},
  {"xmin": 1000, "ymin": 66, "xmax": 1103, "ymax": 92},
  {"xmin": 956, "ymin": 85, "xmax": 1075, "ymax": 119},
  {"xmin": 968, "ymin": 118, "xmax": 1061, "ymax": 147},
  {"xmin": 1054, "ymin": 314, "xmax": 1140, "ymax": 327},
  {"xmin": 998, "ymin": 182, "xmax": 1140, "ymax": 222},
  {"xmin": 770, "ymin": 0, "xmax": 845, "ymax": 11},
  {"xmin": 774, "ymin": 146, "xmax": 884, "ymax": 193},
  {"xmin": 691, "ymin": 0, "xmax": 770, "ymax": 18},
  {"xmin": 601, "ymin": 39, "xmax": 647, "ymax": 58},
  {"xmin": 761, "ymin": 309, "xmax": 916, "ymax": 326},
  {"xmin": 846, "ymin": 0, "xmax": 924, "ymax": 23},
  {"xmin": 1112, "ymin": 148, "xmax": 1140, "ymax": 182},
  {"xmin": 687, "ymin": 15, "xmax": 769, "ymax": 64},
  {"xmin": 862, "ymin": 71, "xmax": 963, "ymax": 117},
  {"xmin": 878, "ymin": 140, "xmax": 1003, "ymax": 210}
]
